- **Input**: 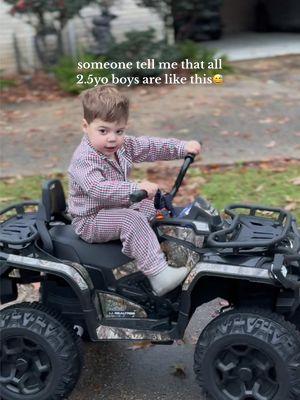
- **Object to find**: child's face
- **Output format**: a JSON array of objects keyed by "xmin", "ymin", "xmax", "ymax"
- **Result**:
[{"xmin": 83, "ymin": 118, "xmax": 126, "ymax": 157}]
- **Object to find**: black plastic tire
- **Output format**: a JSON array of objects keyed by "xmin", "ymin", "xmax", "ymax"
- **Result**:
[
  {"xmin": 194, "ymin": 308, "xmax": 300, "ymax": 400},
  {"xmin": 0, "ymin": 302, "xmax": 83, "ymax": 400}
]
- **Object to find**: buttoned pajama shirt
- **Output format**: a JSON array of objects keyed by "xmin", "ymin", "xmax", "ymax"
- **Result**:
[{"xmin": 68, "ymin": 135, "xmax": 186, "ymax": 276}]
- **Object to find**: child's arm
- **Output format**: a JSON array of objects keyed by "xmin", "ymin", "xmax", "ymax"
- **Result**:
[
  {"xmin": 70, "ymin": 157, "xmax": 138, "ymax": 207},
  {"xmin": 124, "ymin": 136, "xmax": 187, "ymax": 163}
]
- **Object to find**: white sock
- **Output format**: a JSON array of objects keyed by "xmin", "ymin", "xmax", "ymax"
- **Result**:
[{"xmin": 148, "ymin": 266, "xmax": 189, "ymax": 296}]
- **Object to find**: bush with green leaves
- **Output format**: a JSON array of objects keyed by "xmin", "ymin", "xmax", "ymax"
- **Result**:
[
  {"xmin": 106, "ymin": 28, "xmax": 181, "ymax": 78},
  {"xmin": 107, "ymin": 31, "xmax": 232, "ymax": 78},
  {"xmin": 0, "ymin": 69, "xmax": 16, "ymax": 89},
  {"xmin": 52, "ymin": 55, "xmax": 112, "ymax": 94},
  {"xmin": 177, "ymin": 40, "xmax": 233, "ymax": 75}
]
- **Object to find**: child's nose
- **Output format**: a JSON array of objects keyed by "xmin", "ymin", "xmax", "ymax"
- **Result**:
[{"xmin": 107, "ymin": 132, "xmax": 117, "ymax": 141}]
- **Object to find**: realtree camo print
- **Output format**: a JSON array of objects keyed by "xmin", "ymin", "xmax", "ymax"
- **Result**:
[
  {"xmin": 96, "ymin": 325, "xmax": 172, "ymax": 341},
  {"xmin": 159, "ymin": 225, "xmax": 203, "ymax": 268},
  {"xmin": 98, "ymin": 292, "xmax": 147, "ymax": 318}
]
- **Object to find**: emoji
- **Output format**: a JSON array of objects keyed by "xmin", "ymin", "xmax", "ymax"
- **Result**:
[{"xmin": 213, "ymin": 74, "xmax": 223, "ymax": 84}]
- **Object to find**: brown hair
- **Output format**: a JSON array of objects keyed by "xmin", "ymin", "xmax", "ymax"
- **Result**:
[{"xmin": 81, "ymin": 85, "xmax": 129, "ymax": 124}]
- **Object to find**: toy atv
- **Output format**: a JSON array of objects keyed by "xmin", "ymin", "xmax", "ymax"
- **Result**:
[{"xmin": 1, "ymin": 154, "xmax": 300, "ymax": 400}]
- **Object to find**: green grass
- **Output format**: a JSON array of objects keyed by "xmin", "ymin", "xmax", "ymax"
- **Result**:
[
  {"xmin": 0, "ymin": 77, "xmax": 16, "ymax": 89},
  {"xmin": 0, "ymin": 163, "xmax": 299, "ymax": 220},
  {"xmin": 187, "ymin": 164, "xmax": 300, "ymax": 219}
]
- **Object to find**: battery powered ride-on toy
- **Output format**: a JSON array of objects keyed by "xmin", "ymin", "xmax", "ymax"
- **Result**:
[{"xmin": 1, "ymin": 154, "xmax": 300, "ymax": 400}]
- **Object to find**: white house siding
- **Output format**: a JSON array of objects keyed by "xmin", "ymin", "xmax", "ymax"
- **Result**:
[
  {"xmin": 0, "ymin": 3, "xmax": 36, "ymax": 74},
  {"xmin": 70, "ymin": 0, "xmax": 164, "ymax": 54},
  {"xmin": 0, "ymin": 0, "xmax": 163, "ymax": 74}
]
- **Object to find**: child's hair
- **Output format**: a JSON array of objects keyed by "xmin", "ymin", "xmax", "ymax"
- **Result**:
[{"xmin": 81, "ymin": 85, "xmax": 129, "ymax": 124}]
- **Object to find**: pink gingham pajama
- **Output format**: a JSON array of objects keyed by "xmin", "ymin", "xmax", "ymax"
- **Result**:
[{"xmin": 68, "ymin": 135, "xmax": 186, "ymax": 276}]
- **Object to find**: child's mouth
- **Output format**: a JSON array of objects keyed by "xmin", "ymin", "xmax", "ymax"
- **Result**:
[{"xmin": 105, "ymin": 146, "xmax": 117, "ymax": 152}]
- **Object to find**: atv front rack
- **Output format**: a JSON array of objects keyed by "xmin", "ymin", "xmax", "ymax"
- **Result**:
[
  {"xmin": 0, "ymin": 201, "xmax": 39, "ymax": 247},
  {"xmin": 207, "ymin": 204, "xmax": 297, "ymax": 252}
]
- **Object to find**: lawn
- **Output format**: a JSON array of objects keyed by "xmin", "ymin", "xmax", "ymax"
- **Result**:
[{"xmin": 0, "ymin": 161, "xmax": 299, "ymax": 220}]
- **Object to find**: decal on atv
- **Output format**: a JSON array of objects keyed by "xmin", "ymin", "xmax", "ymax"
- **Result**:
[
  {"xmin": 112, "ymin": 260, "xmax": 139, "ymax": 280},
  {"xmin": 159, "ymin": 225, "xmax": 205, "ymax": 248},
  {"xmin": 161, "ymin": 241, "xmax": 200, "ymax": 269},
  {"xmin": 98, "ymin": 292, "xmax": 147, "ymax": 318},
  {"xmin": 96, "ymin": 325, "xmax": 172, "ymax": 340},
  {"xmin": 183, "ymin": 262, "xmax": 273, "ymax": 290}
]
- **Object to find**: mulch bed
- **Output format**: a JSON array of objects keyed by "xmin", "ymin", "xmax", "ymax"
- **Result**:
[{"xmin": 0, "ymin": 71, "xmax": 69, "ymax": 104}]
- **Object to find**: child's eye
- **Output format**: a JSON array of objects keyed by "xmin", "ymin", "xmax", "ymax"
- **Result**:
[
  {"xmin": 98, "ymin": 129, "xmax": 107, "ymax": 134},
  {"xmin": 116, "ymin": 130, "xmax": 124, "ymax": 135}
]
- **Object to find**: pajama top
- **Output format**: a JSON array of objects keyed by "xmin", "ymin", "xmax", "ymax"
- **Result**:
[{"xmin": 68, "ymin": 134, "xmax": 187, "ymax": 218}]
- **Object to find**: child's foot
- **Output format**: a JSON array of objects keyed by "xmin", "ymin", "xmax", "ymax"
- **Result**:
[{"xmin": 148, "ymin": 266, "xmax": 189, "ymax": 296}]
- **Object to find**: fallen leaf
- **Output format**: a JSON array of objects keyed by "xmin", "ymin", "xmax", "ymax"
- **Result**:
[
  {"xmin": 289, "ymin": 177, "xmax": 300, "ymax": 185},
  {"xmin": 255, "ymin": 184, "xmax": 264, "ymax": 192},
  {"xmin": 265, "ymin": 140, "xmax": 276, "ymax": 148},
  {"xmin": 0, "ymin": 197, "xmax": 15, "ymax": 202},
  {"xmin": 284, "ymin": 202, "xmax": 297, "ymax": 212},
  {"xmin": 127, "ymin": 341, "xmax": 153, "ymax": 350},
  {"xmin": 177, "ymin": 128, "xmax": 189, "ymax": 134},
  {"xmin": 259, "ymin": 117, "xmax": 274, "ymax": 124},
  {"xmin": 171, "ymin": 364, "xmax": 186, "ymax": 378},
  {"xmin": 277, "ymin": 117, "xmax": 290, "ymax": 124}
]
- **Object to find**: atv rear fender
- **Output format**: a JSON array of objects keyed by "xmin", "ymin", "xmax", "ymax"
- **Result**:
[{"xmin": 0, "ymin": 252, "xmax": 101, "ymax": 340}]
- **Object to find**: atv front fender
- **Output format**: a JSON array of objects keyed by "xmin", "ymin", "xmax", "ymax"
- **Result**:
[
  {"xmin": 183, "ymin": 261, "xmax": 274, "ymax": 293},
  {"xmin": 176, "ymin": 261, "xmax": 277, "ymax": 337}
]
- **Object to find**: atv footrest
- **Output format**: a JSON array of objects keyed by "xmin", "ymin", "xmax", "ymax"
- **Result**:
[{"xmin": 0, "ymin": 201, "xmax": 39, "ymax": 246}]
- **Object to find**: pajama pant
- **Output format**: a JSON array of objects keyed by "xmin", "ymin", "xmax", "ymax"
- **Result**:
[{"xmin": 72, "ymin": 199, "xmax": 168, "ymax": 276}]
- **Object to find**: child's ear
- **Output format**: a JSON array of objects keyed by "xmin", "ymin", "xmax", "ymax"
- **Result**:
[{"xmin": 82, "ymin": 118, "xmax": 89, "ymax": 133}]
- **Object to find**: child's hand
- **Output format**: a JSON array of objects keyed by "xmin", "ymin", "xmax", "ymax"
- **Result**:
[
  {"xmin": 139, "ymin": 180, "xmax": 159, "ymax": 199},
  {"xmin": 185, "ymin": 140, "xmax": 201, "ymax": 156}
]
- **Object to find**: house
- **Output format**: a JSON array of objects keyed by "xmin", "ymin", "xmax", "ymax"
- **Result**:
[
  {"xmin": 1, "ymin": 0, "xmax": 299, "ymax": 75},
  {"xmin": 0, "ymin": 0, "xmax": 163, "ymax": 74}
]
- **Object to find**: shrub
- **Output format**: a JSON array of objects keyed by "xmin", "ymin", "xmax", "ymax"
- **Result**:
[
  {"xmin": 176, "ymin": 40, "xmax": 233, "ymax": 75},
  {"xmin": 106, "ymin": 28, "xmax": 181, "ymax": 78},
  {"xmin": 51, "ymin": 55, "xmax": 112, "ymax": 94}
]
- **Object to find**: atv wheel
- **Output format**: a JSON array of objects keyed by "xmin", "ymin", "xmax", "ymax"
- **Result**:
[
  {"xmin": 194, "ymin": 308, "xmax": 300, "ymax": 400},
  {"xmin": 0, "ymin": 302, "xmax": 83, "ymax": 400}
]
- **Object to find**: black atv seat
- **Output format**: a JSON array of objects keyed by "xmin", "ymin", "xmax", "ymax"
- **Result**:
[
  {"xmin": 49, "ymin": 225, "xmax": 132, "ymax": 269},
  {"xmin": 38, "ymin": 179, "xmax": 182, "ymax": 270},
  {"xmin": 38, "ymin": 179, "xmax": 132, "ymax": 269}
]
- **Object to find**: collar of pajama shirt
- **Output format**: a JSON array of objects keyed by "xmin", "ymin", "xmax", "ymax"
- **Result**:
[{"xmin": 84, "ymin": 134, "xmax": 130, "ymax": 180}]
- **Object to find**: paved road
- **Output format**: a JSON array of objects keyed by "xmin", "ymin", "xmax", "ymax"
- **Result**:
[
  {"xmin": 1, "ymin": 56, "xmax": 299, "ymax": 178},
  {"xmin": 70, "ymin": 302, "xmax": 217, "ymax": 400}
]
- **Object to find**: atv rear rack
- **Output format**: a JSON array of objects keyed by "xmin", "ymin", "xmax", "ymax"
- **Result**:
[
  {"xmin": 0, "ymin": 201, "xmax": 39, "ymax": 247},
  {"xmin": 207, "ymin": 204, "xmax": 296, "ymax": 251}
]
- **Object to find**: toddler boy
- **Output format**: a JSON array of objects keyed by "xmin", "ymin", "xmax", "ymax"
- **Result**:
[{"xmin": 68, "ymin": 85, "xmax": 201, "ymax": 296}]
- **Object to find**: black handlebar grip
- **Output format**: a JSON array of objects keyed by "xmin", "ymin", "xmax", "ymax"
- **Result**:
[
  {"xmin": 129, "ymin": 189, "xmax": 148, "ymax": 203},
  {"xmin": 185, "ymin": 152, "xmax": 195, "ymax": 162}
]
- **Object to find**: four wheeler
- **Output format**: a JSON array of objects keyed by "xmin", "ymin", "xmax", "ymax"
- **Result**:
[{"xmin": 1, "ymin": 154, "xmax": 300, "ymax": 400}]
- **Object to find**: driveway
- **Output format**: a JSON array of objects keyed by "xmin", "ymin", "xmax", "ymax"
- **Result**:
[{"xmin": 1, "ymin": 56, "xmax": 299, "ymax": 178}]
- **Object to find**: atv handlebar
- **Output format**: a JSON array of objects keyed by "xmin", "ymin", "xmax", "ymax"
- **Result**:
[
  {"xmin": 169, "ymin": 153, "xmax": 195, "ymax": 198},
  {"xmin": 129, "ymin": 153, "xmax": 195, "ymax": 204}
]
